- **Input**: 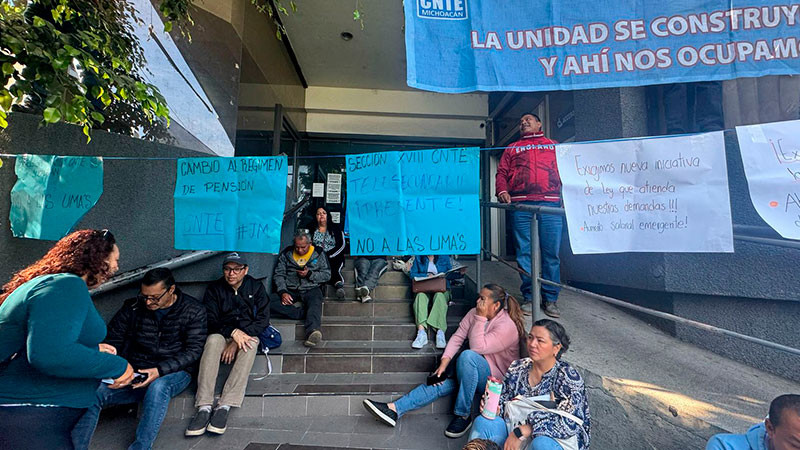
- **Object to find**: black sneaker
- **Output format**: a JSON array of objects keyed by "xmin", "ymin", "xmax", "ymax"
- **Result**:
[
  {"xmin": 542, "ymin": 301, "xmax": 561, "ymax": 318},
  {"xmin": 206, "ymin": 407, "xmax": 229, "ymax": 435},
  {"xmin": 444, "ymin": 415, "xmax": 472, "ymax": 438},
  {"xmin": 363, "ymin": 399, "xmax": 397, "ymax": 427},
  {"xmin": 185, "ymin": 408, "xmax": 211, "ymax": 436}
]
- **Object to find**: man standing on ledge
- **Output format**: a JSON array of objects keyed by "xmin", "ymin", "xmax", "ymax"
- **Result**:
[{"xmin": 496, "ymin": 113, "xmax": 563, "ymax": 318}]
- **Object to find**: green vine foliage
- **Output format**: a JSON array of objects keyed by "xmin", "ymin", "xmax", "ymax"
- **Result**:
[
  {"xmin": 0, "ymin": 0, "xmax": 170, "ymax": 141},
  {"xmin": 0, "ymin": 0, "xmax": 362, "ymax": 142}
]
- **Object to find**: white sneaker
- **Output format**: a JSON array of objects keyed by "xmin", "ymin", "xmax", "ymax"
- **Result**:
[
  {"xmin": 435, "ymin": 330, "xmax": 447, "ymax": 349},
  {"xmin": 411, "ymin": 329, "xmax": 428, "ymax": 349},
  {"xmin": 361, "ymin": 295, "xmax": 372, "ymax": 304},
  {"xmin": 357, "ymin": 286, "xmax": 370, "ymax": 298}
]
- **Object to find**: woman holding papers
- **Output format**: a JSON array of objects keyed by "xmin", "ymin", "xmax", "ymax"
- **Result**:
[{"xmin": 409, "ymin": 255, "xmax": 464, "ymax": 349}]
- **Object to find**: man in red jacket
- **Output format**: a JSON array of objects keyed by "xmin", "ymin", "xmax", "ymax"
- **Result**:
[{"xmin": 496, "ymin": 113, "xmax": 563, "ymax": 318}]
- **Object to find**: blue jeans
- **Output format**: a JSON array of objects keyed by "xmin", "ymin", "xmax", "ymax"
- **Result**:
[
  {"xmin": 470, "ymin": 415, "xmax": 564, "ymax": 449},
  {"xmin": 512, "ymin": 201, "xmax": 563, "ymax": 304},
  {"xmin": 72, "ymin": 371, "xmax": 191, "ymax": 450},
  {"xmin": 394, "ymin": 350, "xmax": 491, "ymax": 417}
]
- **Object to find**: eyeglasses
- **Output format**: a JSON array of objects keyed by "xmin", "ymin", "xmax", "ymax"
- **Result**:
[
  {"xmin": 137, "ymin": 289, "xmax": 169, "ymax": 304},
  {"xmin": 223, "ymin": 266, "xmax": 246, "ymax": 274}
]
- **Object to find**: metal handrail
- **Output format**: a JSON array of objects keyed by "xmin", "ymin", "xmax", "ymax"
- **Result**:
[
  {"xmin": 90, "ymin": 194, "xmax": 311, "ymax": 296},
  {"xmin": 478, "ymin": 201, "xmax": 800, "ymax": 357}
]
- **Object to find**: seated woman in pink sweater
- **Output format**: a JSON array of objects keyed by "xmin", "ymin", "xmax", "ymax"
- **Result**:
[{"xmin": 363, "ymin": 283, "xmax": 525, "ymax": 439}]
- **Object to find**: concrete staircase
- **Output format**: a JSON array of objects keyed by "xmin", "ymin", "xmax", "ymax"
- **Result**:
[{"xmin": 148, "ymin": 258, "xmax": 475, "ymax": 450}]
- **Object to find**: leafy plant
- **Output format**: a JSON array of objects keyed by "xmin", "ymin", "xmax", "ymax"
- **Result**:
[
  {"xmin": 0, "ymin": 0, "xmax": 171, "ymax": 141},
  {"xmin": 0, "ymin": 0, "xmax": 364, "ymax": 142}
]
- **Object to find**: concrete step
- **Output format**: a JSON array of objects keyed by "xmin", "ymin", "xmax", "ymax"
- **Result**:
[
  {"xmin": 343, "ymin": 270, "xmax": 409, "ymax": 285},
  {"xmin": 324, "ymin": 284, "xmax": 412, "ymax": 300},
  {"xmin": 277, "ymin": 341, "xmax": 442, "ymax": 374},
  {"xmin": 324, "ymin": 284, "xmax": 467, "ymax": 302},
  {"xmin": 289, "ymin": 316, "xmax": 460, "ymax": 342},
  {"xmin": 321, "ymin": 298, "xmax": 472, "ymax": 321}
]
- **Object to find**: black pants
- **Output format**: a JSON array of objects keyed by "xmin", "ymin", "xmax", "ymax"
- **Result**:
[
  {"xmin": 663, "ymin": 81, "xmax": 724, "ymax": 134},
  {"xmin": 270, "ymin": 287, "xmax": 324, "ymax": 336},
  {"xmin": 327, "ymin": 251, "xmax": 345, "ymax": 288},
  {"xmin": 0, "ymin": 405, "xmax": 86, "ymax": 450}
]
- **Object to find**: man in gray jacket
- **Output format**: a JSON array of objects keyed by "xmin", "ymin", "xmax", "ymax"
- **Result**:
[{"xmin": 272, "ymin": 231, "xmax": 331, "ymax": 347}]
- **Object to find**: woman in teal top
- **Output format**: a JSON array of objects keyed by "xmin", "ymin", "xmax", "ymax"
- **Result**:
[{"xmin": 0, "ymin": 229, "xmax": 135, "ymax": 450}]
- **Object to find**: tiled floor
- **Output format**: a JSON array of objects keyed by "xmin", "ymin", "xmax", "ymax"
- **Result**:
[{"xmin": 90, "ymin": 409, "xmax": 471, "ymax": 450}]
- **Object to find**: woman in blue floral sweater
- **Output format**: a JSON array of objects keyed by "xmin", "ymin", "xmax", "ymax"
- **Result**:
[{"xmin": 470, "ymin": 319, "xmax": 591, "ymax": 450}]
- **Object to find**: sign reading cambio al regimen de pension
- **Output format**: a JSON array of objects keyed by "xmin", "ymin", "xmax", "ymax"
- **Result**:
[
  {"xmin": 173, "ymin": 157, "xmax": 288, "ymax": 253},
  {"xmin": 405, "ymin": 1, "xmax": 800, "ymax": 92},
  {"xmin": 556, "ymin": 132, "xmax": 734, "ymax": 254},
  {"xmin": 737, "ymin": 119, "xmax": 800, "ymax": 240}
]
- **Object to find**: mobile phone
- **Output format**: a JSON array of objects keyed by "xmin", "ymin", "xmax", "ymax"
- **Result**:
[
  {"xmin": 426, "ymin": 372, "xmax": 446, "ymax": 386},
  {"xmin": 131, "ymin": 372, "xmax": 148, "ymax": 384}
]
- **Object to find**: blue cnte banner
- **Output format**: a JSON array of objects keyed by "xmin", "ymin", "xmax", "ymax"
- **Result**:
[{"xmin": 404, "ymin": 1, "xmax": 800, "ymax": 92}]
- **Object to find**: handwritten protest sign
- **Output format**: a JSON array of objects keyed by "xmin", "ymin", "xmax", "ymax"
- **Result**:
[
  {"xmin": 405, "ymin": 1, "xmax": 800, "ymax": 93},
  {"xmin": 174, "ymin": 156, "xmax": 288, "ymax": 253},
  {"xmin": 346, "ymin": 148, "xmax": 479, "ymax": 255},
  {"xmin": 9, "ymin": 155, "xmax": 103, "ymax": 240},
  {"xmin": 556, "ymin": 132, "xmax": 733, "ymax": 254},
  {"xmin": 736, "ymin": 120, "xmax": 800, "ymax": 240}
]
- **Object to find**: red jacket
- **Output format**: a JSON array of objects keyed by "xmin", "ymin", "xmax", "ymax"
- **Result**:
[{"xmin": 495, "ymin": 132, "xmax": 561, "ymax": 203}]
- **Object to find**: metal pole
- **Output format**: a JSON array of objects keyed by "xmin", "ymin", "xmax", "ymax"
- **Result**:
[
  {"xmin": 477, "ymin": 204, "xmax": 484, "ymax": 290},
  {"xmin": 531, "ymin": 213, "xmax": 544, "ymax": 322},
  {"xmin": 271, "ymin": 104, "xmax": 283, "ymax": 157},
  {"xmin": 538, "ymin": 279, "xmax": 800, "ymax": 357},
  {"xmin": 292, "ymin": 140, "xmax": 300, "ymax": 196}
]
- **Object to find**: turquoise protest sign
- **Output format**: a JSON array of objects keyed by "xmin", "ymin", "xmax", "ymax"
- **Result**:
[
  {"xmin": 174, "ymin": 156, "xmax": 288, "ymax": 253},
  {"xmin": 346, "ymin": 147, "xmax": 480, "ymax": 255},
  {"xmin": 9, "ymin": 154, "xmax": 104, "ymax": 240}
]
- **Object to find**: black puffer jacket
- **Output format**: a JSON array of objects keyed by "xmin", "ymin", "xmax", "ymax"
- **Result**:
[
  {"xmin": 203, "ymin": 275, "xmax": 270, "ymax": 338},
  {"xmin": 105, "ymin": 290, "xmax": 207, "ymax": 376}
]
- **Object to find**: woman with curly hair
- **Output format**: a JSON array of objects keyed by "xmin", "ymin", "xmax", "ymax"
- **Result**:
[
  {"xmin": 469, "ymin": 319, "xmax": 591, "ymax": 450},
  {"xmin": 0, "ymin": 229, "xmax": 135, "ymax": 450}
]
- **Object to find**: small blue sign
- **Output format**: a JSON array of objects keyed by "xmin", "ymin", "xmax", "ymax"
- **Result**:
[{"xmin": 9, "ymin": 155, "xmax": 104, "ymax": 241}]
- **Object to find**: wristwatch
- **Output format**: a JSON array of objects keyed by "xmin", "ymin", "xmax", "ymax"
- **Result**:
[{"xmin": 512, "ymin": 427, "xmax": 523, "ymax": 439}]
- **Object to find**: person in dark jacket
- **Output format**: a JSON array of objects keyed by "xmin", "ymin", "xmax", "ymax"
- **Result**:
[
  {"xmin": 307, "ymin": 207, "xmax": 347, "ymax": 299},
  {"xmin": 72, "ymin": 267, "xmax": 206, "ymax": 450},
  {"xmin": 186, "ymin": 253, "xmax": 270, "ymax": 437},
  {"xmin": 271, "ymin": 231, "xmax": 331, "ymax": 348},
  {"xmin": 496, "ymin": 112, "xmax": 563, "ymax": 319}
]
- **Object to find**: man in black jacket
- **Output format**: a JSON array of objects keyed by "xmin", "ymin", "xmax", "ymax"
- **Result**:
[
  {"xmin": 72, "ymin": 268, "xmax": 207, "ymax": 450},
  {"xmin": 271, "ymin": 231, "xmax": 331, "ymax": 348},
  {"xmin": 186, "ymin": 252, "xmax": 270, "ymax": 437}
]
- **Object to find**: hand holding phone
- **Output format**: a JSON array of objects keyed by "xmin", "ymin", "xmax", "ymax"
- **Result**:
[
  {"xmin": 131, "ymin": 372, "xmax": 148, "ymax": 385},
  {"xmin": 426, "ymin": 372, "xmax": 446, "ymax": 386}
]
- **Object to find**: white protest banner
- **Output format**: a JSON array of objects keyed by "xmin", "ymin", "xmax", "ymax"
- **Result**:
[
  {"xmin": 736, "ymin": 120, "xmax": 800, "ymax": 240},
  {"xmin": 556, "ymin": 132, "xmax": 733, "ymax": 254}
]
